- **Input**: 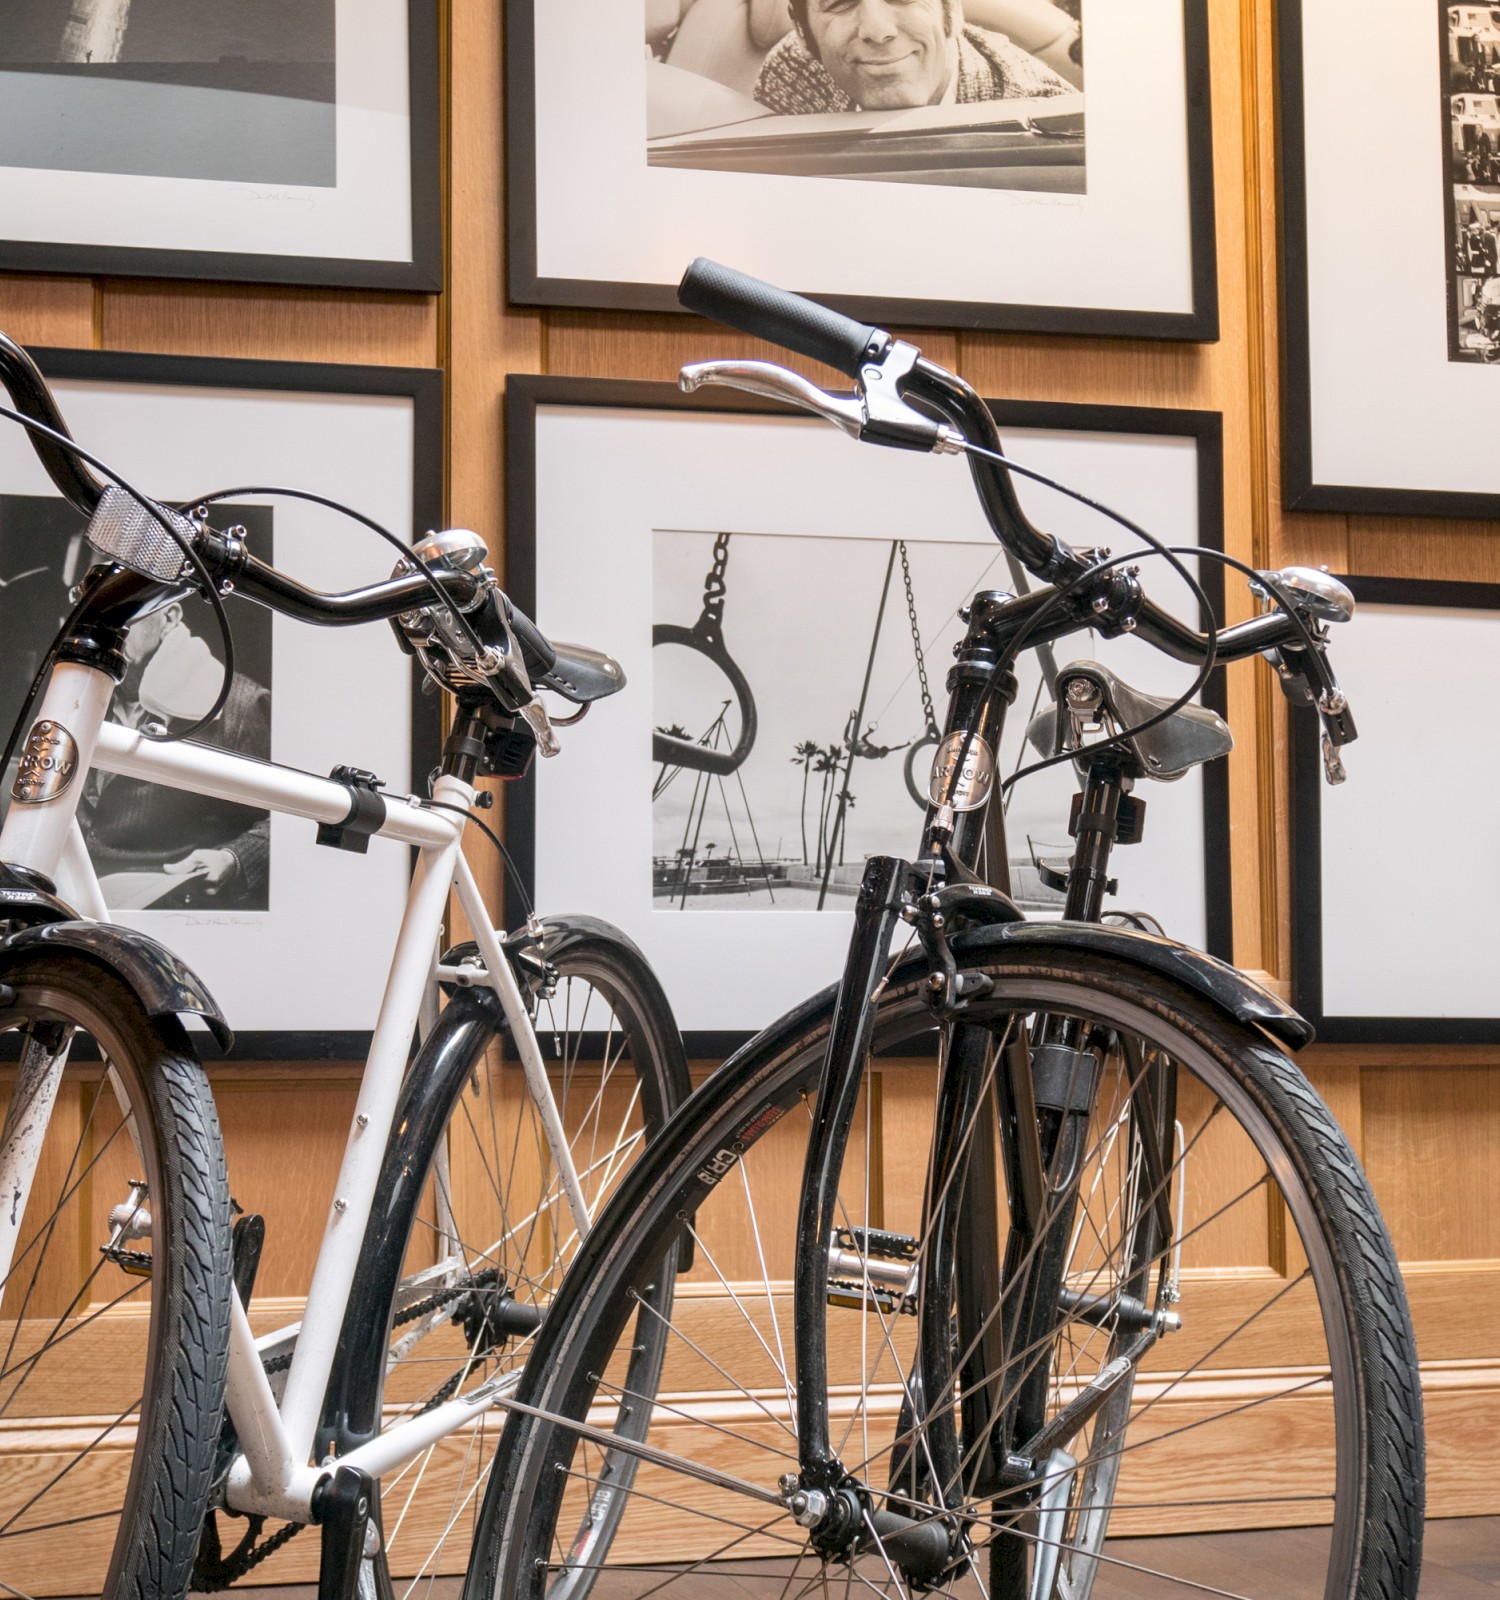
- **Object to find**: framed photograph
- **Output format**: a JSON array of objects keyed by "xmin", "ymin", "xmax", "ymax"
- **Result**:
[
  {"xmin": 506, "ymin": 0, "xmax": 1218, "ymax": 339},
  {"xmin": 1279, "ymin": 0, "xmax": 1500, "ymax": 514},
  {"xmin": 0, "ymin": 0, "xmax": 440, "ymax": 291},
  {"xmin": 1292, "ymin": 576, "xmax": 1500, "ymax": 1043},
  {"xmin": 507, "ymin": 375, "xmax": 1229, "ymax": 1053},
  {"xmin": 0, "ymin": 349, "xmax": 443, "ymax": 1058}
]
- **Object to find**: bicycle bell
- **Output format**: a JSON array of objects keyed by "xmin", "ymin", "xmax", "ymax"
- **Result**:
[{"xmin": 408, "ymin": 527, "xmax": 489, "ymax": 576}]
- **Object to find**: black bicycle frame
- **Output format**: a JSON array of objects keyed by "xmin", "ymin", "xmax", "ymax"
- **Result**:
[{"xmin": 787, "ymin": 578, "xmax": 1174, "ymax": 1583}]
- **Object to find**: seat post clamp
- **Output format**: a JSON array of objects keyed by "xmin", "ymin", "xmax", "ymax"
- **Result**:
[{"xmin": 317, "ymin": 766, "xmax": 387, "ymax": 854}]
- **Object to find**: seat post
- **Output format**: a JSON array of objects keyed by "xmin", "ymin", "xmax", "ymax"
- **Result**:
[{"xmin": 1061, "ymin": 757, "xmax": 1142, "ymax": 924}]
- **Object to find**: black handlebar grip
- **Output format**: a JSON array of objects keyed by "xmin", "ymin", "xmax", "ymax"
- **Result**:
[{"xmin": 678, "ymin": 258, "xmax": 890, "ymax": 380}]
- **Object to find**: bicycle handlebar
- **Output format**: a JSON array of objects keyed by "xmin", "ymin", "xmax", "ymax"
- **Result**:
[
  {"xmin": 0, "ymin": 333, "xmax": 106, "ymax": 515},
  {"xmin": 679, "ymin": 258, "xmax": 892, "ymax": 381},
  {"xmin": 0, "ymin": 340, "xmax": 523, "ymax": 638},
  {"xmin": 676, "ymin": 262, "xmax": 1358, "ymax": 768},
  {"xmin": 677, "ymin": 260, "xmax": 1084, "ymax": 586}
]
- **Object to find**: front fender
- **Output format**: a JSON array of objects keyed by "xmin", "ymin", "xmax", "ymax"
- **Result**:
[
  {"xmin": 953, "ymin": 918, "xmax": 1313, "ymax": 1051},
  {"xmin": 0, "ymin": 919, "xmax": 234, "ymax": 1053}
]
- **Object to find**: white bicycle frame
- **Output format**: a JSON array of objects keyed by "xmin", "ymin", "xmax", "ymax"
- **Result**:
[{"xmin": 0, "ymin": 657, "xmax": 590, "ymax": 1524}]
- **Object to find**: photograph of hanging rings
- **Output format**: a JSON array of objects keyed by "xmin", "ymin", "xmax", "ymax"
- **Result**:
[{"xmin": 506, "ymin": 375, "xmax": 1229, "ymax": 1049}]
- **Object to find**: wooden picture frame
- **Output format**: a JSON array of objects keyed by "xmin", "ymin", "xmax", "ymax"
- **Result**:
[
  {"xmin": 0, "ymin": 1, "xmax": 441, "ymax": 291},
  {"xmin": 506, "ymin": 0, "xmax": 1218, "ymax": 340},
  {"xmin": 506, "ymin": 374, "xmax": 1231, "ymax": 1055},
  {"xmin": 1279, "ymin": 0, "xmax": 1500, "ymax": 515},
  {"xmin": 0, "ymin": 348, "xmax": 443, "ymax": 1058}
]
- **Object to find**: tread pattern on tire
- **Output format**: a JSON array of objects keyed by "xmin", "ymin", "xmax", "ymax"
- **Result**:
[
  {"xmin": 0, "ymin": 957, "xmax": 231, "ymax": 1600},
  {"xmin": 122, "ymin": 1037, "xmax": 232, "ymax": 1600},
  {"xmin": 476, "ymin": 946, "xmax": 1426, "ymax": 1600}
]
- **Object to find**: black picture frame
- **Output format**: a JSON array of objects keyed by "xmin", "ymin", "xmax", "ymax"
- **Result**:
[
  {"xmin": 505, "ymin": 375, "xmax": 1230, "ymax": 1057},
  {"xmin": 1292, "ymin": 574, "xmax": 1500, "ymax": 1043},
  {"xmin": 505, "ymin": 0, "xmax": 1218, "ymax": 341},
  {"xmin": 5, "ymin": 347, "xmax": 444, "ymax": 1061},
  {"xmin": 0, "ymin": 3, "xmax": 441, "ymax": 292},
  {"xmin": 1278, "ymin": 0, "xmax": 1500, "ymax": 516}
]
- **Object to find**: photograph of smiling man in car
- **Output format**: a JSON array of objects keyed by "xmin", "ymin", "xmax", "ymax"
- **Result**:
[{"xmin": 645, "ymin": 0, "xmax": 1084, "ymax": 191}]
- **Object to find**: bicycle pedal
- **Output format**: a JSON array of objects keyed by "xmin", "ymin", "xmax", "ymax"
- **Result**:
[
  {"xmin": 100, "ymin": 1244, "xmax": 152, "ymax": 1278},
  {"xmin": 101, "ymin": 1179, "xmax": 152, "ymax": 1277},
  {"xmin": 826, "ymin": 1226, "xmax": 918, "ymax": 1315}
]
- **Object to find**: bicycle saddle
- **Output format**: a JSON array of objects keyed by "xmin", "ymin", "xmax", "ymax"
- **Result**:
[
  {"xmin": 538, "ymin": 642, "xmax": 627, "ymax": 704},
  {"xmin": 1026, "ymin": 661, "xmax": 1232, "ymax": 779}
]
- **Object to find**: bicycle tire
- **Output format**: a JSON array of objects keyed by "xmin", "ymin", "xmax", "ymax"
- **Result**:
[
  {"xmin": 0, "ymin": 951, "xmax": 231, "ymax": 1600},
  {"xmin": 472, "ymin": 942, "xmax": 1423, "ymax": 1600},
  {"xmin": 348, "ymin": 919, "xmax": 688, "ymax": 1597}
]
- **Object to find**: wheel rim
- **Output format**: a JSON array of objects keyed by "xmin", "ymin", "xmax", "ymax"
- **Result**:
[
  {"xmin": 496, "ymin": 966, "xmax": 1371, "ymax": 1600},
  {"xmin": 0, "ymin": 984, "xmax": 172, "ymax": 1598},
  {"xmin": 370, "ymin": 957, "xmax": 674, "ymax": 1596}
]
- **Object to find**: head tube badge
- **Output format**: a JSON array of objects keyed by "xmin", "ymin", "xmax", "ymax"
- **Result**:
[
  {"xmin": 927, "ymin": 731, "xmax": 995, "ymax": 812},
  {"xmin": 12, "ymin": 720, "xmax": 79, "ymax": 806}
]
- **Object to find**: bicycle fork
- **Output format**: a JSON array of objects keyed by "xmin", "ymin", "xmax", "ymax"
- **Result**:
[
  {"xmin": 782, "ymin": 852, "xmax": 1040, "ymax": 1579},
  {"xmin": 781, "ymin": 851, "xmax": 1170, "ymax": 1597}
]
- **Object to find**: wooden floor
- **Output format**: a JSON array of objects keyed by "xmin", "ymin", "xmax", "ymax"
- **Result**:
[{"xmin": 225, "ymin": 1516, "xmax": 1498, "ymax": 1597}]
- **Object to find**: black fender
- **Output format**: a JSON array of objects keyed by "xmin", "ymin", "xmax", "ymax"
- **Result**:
[
  {"xmin": 317, "ymin": 983, "xmax": 503, "ymax": 1458},
  {"xmin": 317, "ymin": 913, "xmax": 689, "ymax": 1459},
  {"xmin": 0, "ymin": 916, "xmax": 234, "ymax": 1053},
  {"xmin": 951, "ymin": 917, "xmax": 1314, "ymax": 1051},
  {"xmin": 534, "ymin": 914, "xmax": 693, "ymax": 1112}
]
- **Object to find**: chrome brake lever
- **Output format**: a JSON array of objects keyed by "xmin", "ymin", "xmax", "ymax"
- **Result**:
[
  {"xmin": 518, "ymin": 699, "xmax": 561, "ymax": 758},
  {"xmin": 681, "ymin": 358, "xmax": 968, "ymax": 457},
  {"xmin": 680, "ymin": 361, "xmax": 864, "ymax": 440}
]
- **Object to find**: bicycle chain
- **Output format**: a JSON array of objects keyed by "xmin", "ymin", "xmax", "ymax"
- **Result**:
[
  {"xmin": 194, "ymin": 1514, "xmax": 305, "ymax": 1591},
  {"xmin": 201, "ymin": 1268, "xmax": 506, "ymax": 1585},
  {"xmin": 899, "ymin": 541, "xmax": 939, "ymax": 737},
  {"xmin": 261, "ymin": 1266, "xmax": 501, "ymax": 1376}
]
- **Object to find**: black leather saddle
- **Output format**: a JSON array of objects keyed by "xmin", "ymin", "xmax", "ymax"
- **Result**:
[
  {"xmin": 1026, "ymin": 661, "xmax": 1232, "ymax": 780},
  {"xmin": 538, "ymin": 642, "xmax": 627, "ymax": 705}
]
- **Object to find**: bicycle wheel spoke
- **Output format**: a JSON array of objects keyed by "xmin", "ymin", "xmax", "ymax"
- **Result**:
[
  {"xmin": 370, "ymin": 938, "xmax": 681, "ymax": 1593},
  {"xmin": 481, "ymin": 955, "xmax": 1421, "ymax": 1600},
  {"xmin": 0, "ymin": 1394, "xmax": 144, "ymax": 1541}
]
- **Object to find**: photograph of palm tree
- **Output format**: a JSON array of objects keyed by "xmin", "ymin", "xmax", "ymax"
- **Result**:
[{"xmin": 652, "ymin": 526, "xmax": 1080, "ymax": 913}]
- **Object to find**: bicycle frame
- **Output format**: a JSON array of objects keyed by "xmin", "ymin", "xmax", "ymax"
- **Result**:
[
  {"xmin": 785, "ymin": 583, "xmax": 1161, "ymax": 1570},
  {"xmin": 0, "ymin": 656, "xmax": 591, "ymax": 1525}
]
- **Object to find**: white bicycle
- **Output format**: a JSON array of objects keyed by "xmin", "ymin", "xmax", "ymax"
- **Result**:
[{"xmin": 0, "ymin": 331, "xmax": 688, "ymax": 1598}]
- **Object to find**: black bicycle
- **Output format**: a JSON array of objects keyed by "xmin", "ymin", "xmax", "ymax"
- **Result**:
[{"xmin": 469, "ymin": 263, "xmax": 1424, "ymax": 1600}]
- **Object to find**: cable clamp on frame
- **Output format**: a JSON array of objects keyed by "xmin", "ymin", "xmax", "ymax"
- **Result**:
[{"xmin": 316, "ymin": 766, "xmax": 387, "ymax": 854}]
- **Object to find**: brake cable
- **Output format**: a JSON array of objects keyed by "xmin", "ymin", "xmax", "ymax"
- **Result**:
[
  {"xmin": 0, "ymin": 401, "xmax": 237, "ymax": 768},
  {"xmin": 187, "ymin": 483, "xmax": 510, "ymax": 698},
  {"xmin": 935, "ymin": 439, "xmax": 1218, "ymax": 797}
]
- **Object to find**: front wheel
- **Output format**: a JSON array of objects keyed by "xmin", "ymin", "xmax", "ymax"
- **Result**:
[
  {"xmin": 0, "ymin": 952, "xmax": 231, "ymax": 1600},
  {"xmin": 473, "ymin": 944, "xmax": 1423, "ymax": 1600}
]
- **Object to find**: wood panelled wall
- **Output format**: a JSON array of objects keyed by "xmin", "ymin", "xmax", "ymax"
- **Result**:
[{"xmin": 1, "ymin": 0, "xmax": 1494, "ymax": 1550}]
